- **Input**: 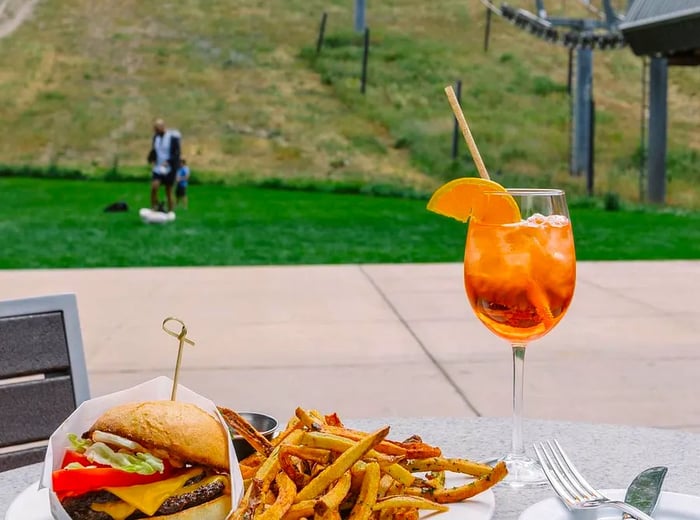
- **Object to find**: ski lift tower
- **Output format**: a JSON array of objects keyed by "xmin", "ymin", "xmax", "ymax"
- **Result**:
[
  {"xmin": 620, "ymin": 0, "xmax": 700, "ymax": 204},
  {"xmin": 529, "ymin": 1, "xmax": 626, "ymax": 180},
  {"xmin": 486, "ymin": 0, "xmax": 628, "ymax": 193}
]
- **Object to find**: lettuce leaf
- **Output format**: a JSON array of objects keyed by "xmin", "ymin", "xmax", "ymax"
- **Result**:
[
  {"xmin": 68, "ymin": 433, "xmax": 92, "ymax": 453},
  {"xmin": 85, "ymin": 442, "xmax": 165, "ymax": 475}
]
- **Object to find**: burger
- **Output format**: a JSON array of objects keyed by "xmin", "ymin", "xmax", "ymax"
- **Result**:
[{"xmin": 51, "ymin": 400, "xmax": 233, "ymax": 520}]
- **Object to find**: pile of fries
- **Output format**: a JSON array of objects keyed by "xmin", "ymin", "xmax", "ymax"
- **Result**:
[{"xmin": 218, "ymin": 407, "xmax": 507, "ymax": 520}]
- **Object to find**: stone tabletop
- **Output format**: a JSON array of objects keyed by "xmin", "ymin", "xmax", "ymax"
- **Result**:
[{"xmin": 2, "ymin": 418, "xmax": 699, "ymax": 519}]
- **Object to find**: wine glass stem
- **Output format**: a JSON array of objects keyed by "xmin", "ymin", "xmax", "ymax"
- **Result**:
[{"xmin": 511, "ymin": 343, "xmax": 527, "ymax": 458}]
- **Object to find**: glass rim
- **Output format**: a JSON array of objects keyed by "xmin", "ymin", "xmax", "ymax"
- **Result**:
[{"xmin": 485, "ymin": 188, "xmax": 565, "ymax": 196}]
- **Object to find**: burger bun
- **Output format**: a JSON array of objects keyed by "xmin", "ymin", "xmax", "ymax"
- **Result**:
[{"xmin": 89, "ymin": 400, "xmax": 229, "ymax": 470}]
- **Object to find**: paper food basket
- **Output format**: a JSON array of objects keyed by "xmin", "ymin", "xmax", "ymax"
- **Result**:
[{"xmin": 39, "ymin": 376, "xmax": 244, "ymax": 519}]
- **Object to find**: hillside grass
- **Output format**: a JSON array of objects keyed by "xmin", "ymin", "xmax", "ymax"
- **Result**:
[
  {"xmin": 0, "ymin": 0, "xmax": 698, "ymax": 206},
  {"xmin": 0, "ymin": 178, "xmax": 698, "ymax": 269}
]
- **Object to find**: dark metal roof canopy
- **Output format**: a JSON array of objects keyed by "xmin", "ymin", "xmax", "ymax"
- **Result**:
[{"xmin": 620, "ymin": 0, "xmax": 700, "ymax": 64}]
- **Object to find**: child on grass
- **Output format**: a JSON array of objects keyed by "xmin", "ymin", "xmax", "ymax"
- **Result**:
[{"xmin": 175, "ymin": 158, "xmax": 190, "ymax": 209}]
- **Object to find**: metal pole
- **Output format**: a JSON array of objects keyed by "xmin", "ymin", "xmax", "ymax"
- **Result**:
[
  {"xmin": 484, "ymin": 8, "xmax": 492, "ymax": 52},
  {"xmin": 567, "ymin": 47, "xmax": 573, "ymax": 95},
  {"xmin": 354, "ymin": 0, "xmax": 366, "ymax": 33},
  {"xmin": 587, "ymin": 98, "xmax": 595, "ymax": 196},
  {"xmin": 316, "ymin": 12, "xmax": 328, "ymax": 54},
  {"xmin": 360, "ymin": 27, "xmax": 370, "ymax": 94},
  {"xmin": 639, "ymin": 57, "xmax": 647, "ymax": 202},
  {"xmin": 647, "ymin": 56, "xmax": 668, "ymax": 204},
  {"xmin": 451, "ymin": 80, "xmax": 463, "ymax": 160},
  {"xmin": 569, "ymin": 50, "xmax": 575, "ymax": 174},
  {"xmin": 534, "ymin": 0, "xmax": 547, "ymax": 18},
  {"xmin": 573, "ymin": 47, "xmax": 593, "ymax": 177}
]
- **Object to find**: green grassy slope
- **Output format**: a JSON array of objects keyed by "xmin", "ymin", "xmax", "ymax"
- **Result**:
[{"xmin": 0, "ymin": 1, "xmax": 698, "ymax": 205}]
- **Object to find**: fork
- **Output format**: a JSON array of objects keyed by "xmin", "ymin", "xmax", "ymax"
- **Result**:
[{"xmin": 533, "ymin": 440, "xmax": 655, "ymax": 520}]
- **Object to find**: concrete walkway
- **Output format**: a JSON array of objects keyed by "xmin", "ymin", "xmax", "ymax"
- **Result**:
[{"xmin": 1, "ymin": 261, "xmax": 698, "ymax": 432}]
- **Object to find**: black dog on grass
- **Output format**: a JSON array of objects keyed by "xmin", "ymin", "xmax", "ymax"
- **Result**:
[{"xmin": 103, "ymin": 201, "xmax": 129, "ymax": 212}]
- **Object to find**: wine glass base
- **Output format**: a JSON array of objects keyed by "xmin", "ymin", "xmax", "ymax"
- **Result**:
[{"xmin": 484, "ymin": 454, "xmax": 549, "ymax": 489}]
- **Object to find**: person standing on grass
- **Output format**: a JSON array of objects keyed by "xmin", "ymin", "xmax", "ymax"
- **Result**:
[
  {"xmin": 175, "ymin": 158, "xmax": 190, "ymax": 209},
  {"xmin": 147, "ymin": 118, "xmax": 181, "ymax": 212}
]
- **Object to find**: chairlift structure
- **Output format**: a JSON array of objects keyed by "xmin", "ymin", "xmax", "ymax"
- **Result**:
[
  {"xmin": 480, "ymin": 0, "xmax": 629, "ymax": 195},
  {"xmin": 481, "ymin": 0, "xmax": 700, "ymax": 204}
]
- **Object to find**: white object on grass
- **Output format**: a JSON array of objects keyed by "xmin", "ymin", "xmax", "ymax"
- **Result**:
[{"xmin": 139, "ymin": 208, "xmax": 176, "ymax": 224}]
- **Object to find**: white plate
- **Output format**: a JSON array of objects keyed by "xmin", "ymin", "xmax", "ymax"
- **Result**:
[
  {"xmin": 6, "ymin": 477, "xmax": 495, "ymax": 520},
  {"xmin": 520, "ymin": 489, "xmax": 700, "ymax": 519},
  {"xmin": 5, "ymin": 481, "xmax": 50, "ymax": 520}
]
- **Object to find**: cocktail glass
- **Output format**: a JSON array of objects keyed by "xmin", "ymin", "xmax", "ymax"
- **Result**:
[{"xmin": 464, "ymin": 188, "xmax": 576, "ymax": 488}]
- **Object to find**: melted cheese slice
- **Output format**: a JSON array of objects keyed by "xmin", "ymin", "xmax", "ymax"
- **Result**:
[
  {"xmin": 90, "ymin": 501, "xmax": 136, "ymax": 520},
  {"xmin": 104, "ymin": 468, "xmax": 202, "ymax": 516}
]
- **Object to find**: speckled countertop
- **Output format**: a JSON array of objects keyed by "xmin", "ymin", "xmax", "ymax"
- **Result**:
[{"xmin": 2, "ymin": 418, "xmax": 699, "ymax": 519}]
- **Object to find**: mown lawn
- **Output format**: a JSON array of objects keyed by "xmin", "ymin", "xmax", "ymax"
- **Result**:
[{"xmin": 0, "ymin": 178, "xmax": 698, "ymax": 269}]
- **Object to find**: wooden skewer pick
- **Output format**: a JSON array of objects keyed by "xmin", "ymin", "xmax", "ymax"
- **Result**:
[
  {"xmin": 162, "ymin": 317, "xmax": 195, "ymax": 401},
  {"xmin": 444, "ymin": 85, "xmax": 491, "ymax": 181}
]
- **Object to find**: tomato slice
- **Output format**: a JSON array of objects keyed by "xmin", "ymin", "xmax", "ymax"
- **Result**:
[
  {"xmin": 52, "ymin": 450, "xmax": 173, "ymax": 501},
  {"xmin": 60, "ymin": 450, "xmax": 93, "ymax": 468}
]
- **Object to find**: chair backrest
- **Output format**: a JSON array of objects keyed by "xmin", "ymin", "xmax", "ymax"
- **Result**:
[{"xmin": 0, "ymin": 293, "xmax": 89, "ymax": 471}]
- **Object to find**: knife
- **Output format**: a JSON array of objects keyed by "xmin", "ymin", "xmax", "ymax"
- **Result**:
[{"xmin": 623, "ymin": 466, "xmax": 668, "ymax": 519}]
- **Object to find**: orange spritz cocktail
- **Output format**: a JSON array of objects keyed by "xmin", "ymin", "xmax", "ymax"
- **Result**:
[
  {"xmin": 428, "ymin": 180, "xmax": 576, "ymax": 488},
  {"xmin": 465, "ymin": 213, "xmax": 576, "ymax": 343}
]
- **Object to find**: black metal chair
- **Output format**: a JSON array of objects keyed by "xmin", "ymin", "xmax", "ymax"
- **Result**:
[{"xmin": 0, "ymin": 294, "xmax": 89, "ymax": 471}]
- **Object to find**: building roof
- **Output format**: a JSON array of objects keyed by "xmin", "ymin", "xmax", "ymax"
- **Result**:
[{"xmin": 620, "ymin": 0, "xmax": 700, "ymax": 59}]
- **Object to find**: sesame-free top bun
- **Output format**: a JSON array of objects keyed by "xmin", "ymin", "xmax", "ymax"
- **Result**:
[{"xmin": 89, "ymin": 400, "xmax": 229, "ymax": 471}]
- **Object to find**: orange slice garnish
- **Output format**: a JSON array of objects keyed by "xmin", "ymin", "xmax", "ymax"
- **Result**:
[{"xmin": 427, "ymin": 177, "xmax": 520, "ymax": 224}]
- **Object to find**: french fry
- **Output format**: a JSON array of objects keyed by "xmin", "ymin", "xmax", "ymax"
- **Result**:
[
  {"xmin": 281, "ymin": 500, "xmax": 315, "ymax": 520},
  {"xmin": 317, "ymin": 470, "xmax": 352, "ymax": 511},
  {"xmin": 240, "ymin": 453, "xmax": 265, "ymax": 467},
  {"xmin": 225, "ymin": 407, "xmax": 508, "ymax": 519},
  {"xmin": 404, "ymin": 457, "xmax": 493, "ymax": 477},
  {"xmin": 378, "ymin": 509, "xmax": 393, "ymax": 520},
  {"xmin": 296, "ymin": 427, "xmax": 390, "ymax": 502},
  {"xmin": 376, "ymin": 473, "xmax": 394, "ymax": 499},
  {"xmin": 232, "ymin": 477, "xmax": 263, "ymax": 520},
  {"xmin": 300, "ymin": 432, "xmax": 400, "ymax": 466},
  {"xmin": 279, "ymin": 450, "xmax": 309, "ymax": 488},
  {"xmin": 386, "ymin": 478, "xmax": 404, "ymax": 497},
  {"xmin": 380, "ymin": 462, "xmax": 415, "ymax": 487},
  {"xmin": 321, "ymin": 426, "xmax": 407, "ymax": 457},
  {"xmin": 394, "ymin": 509, "xmax": 419, "ymax": 520},
  {"xmin": 414, "ymin": 469, "xmax": 445, "ymax": 490},
  {"xmin": 348, "ymin": 461, "xmax": 380, "ymax": 520},
  {"xmin": 308, "ymin": 409, "xmax": 328, "ymax": 424},
  {"xmin": 282, "ymin": 445, "xmax": 332, "ymax": 464},
  {"xmin": 324, "ymin": 412, "xmax": 344, "ymax": 427},
  {"xmin": 272, "ymin": 417, "xmax": 304, "ymax": 447},
  {"xmin": 219, "ymin": 406, "xmax": 275, "ymax": 457},
  {"xmin": 313, "ymin": 501, "xmax": 342, "ymax": 520},
  {"xmin": 240, "ymin": 464, "xmax": 258, "ymax": 479},
  {"xmin": 401, "ymin": 443, "xmax": 442, "ymax": 459},
  {"xmin": 419, "ymin": 461, "xmax": 508, "ymax": 504},
  {"xmin": 257, "ymin": 471, "xmax": 297, "ymax": 520},
  {"xmin": 428, "ymin": 470, "xmax": 445, "ymax": 489},
  {"xmin": 373, "ymin": 496, "xmax": 448, "ymax": 513},
  {"xmin": 233, "ymin": 430, "xmax": 303, "ymax": 520},
  {"xmin": 296, "ymin": 407, "xmax": 323, "ymax": 431},
  {"xmin": 254, "ymin": 429, "xmax": 304, "ymax": 487},
  {"xmin": 350, "ymin": 460, "xmax": 367, "ymax": 493}
]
